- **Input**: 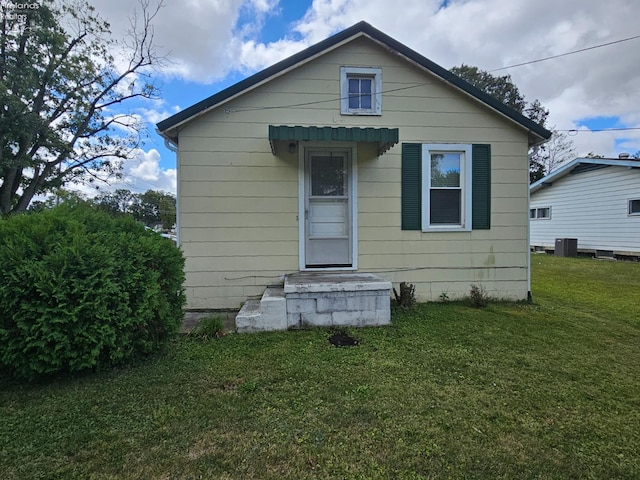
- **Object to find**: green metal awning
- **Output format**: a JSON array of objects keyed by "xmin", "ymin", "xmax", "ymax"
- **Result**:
[{"xmin": 268, "ymin": 125, "xmax": 399, "ymax": 156}]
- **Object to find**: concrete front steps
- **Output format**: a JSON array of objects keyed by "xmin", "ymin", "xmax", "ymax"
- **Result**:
[
  {"xmin": 235, "ymin": 273, "xmax": 392, "ymax": 333},
  {"xmin": 236, "ymin": 286, "xmax": 287, "ymax": 333}
]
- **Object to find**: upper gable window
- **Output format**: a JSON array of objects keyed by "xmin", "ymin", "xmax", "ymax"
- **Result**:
[{"xmin": 340, "ymin": 67, "xmax": 382, "ymax": 115}]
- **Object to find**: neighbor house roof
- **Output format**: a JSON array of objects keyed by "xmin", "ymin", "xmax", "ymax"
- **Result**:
[
  {"xmin": 157, "ymin": 21, "xmax": 551, "ymax": 145},
  {"xmin": 530, "ymin": 157, "xmax": 640, "ymax": 194}
]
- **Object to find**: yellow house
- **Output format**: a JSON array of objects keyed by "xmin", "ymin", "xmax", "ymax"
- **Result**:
[{"xmin": 157, "ymin": 22, "xmax": 550, "ymax": 331}]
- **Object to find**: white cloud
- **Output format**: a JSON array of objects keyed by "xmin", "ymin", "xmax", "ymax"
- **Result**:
[
  {"xmin": 136, "ymin": 104, "xmax": 181, "ymax": 125},
  {"xmin": 248, "ymin": 0, "xmax": 281, "ymax": 14},
  {"xmin": 120, "ymin": 149, "xmax": 177, "ymax": 193},
  {"xmin": 69, "ymin": 149, "xmax": 176, "ymax": 197},
  {"xmin": 237, "ymin": 37, "xmax": 309, "ymax": 71},
  {"xmin": 91, "ymin": 0, "xmax": 640, "ymax": 159},
  {"xmin": 92, "ymin": 0, "xmax": 290, "ymax": 82},
  {"xmin": 282, "ymin": 0, "xmax": 640, "ymax": 158}
]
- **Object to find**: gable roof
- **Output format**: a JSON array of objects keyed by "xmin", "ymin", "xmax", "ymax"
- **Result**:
[
  {"xmin": 157, "ymin": 21, "xmax": 551, "ymax": 145},
  {"xmin": 530, "ymin": 157, "xmax": 640, "ymax": 193}
]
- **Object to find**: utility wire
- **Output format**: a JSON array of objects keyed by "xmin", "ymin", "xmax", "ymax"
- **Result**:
[
  {"xmin": 114, "ymin": 32, "xmax": 640, "ymax": 196},
  {"xmin": 224, "ymin": 32, "xmax": 640, "ymax": 115},
  {"xmin": 558, "ymin": 127, "xmax": 640, "ymax": 134},
  {"xmin": 489, "ymin": 34, "xmax": 640, "ymax": 72},
  {"xmin": 227, "ymin": 82, "xmax": 426, "ymax": 112}
]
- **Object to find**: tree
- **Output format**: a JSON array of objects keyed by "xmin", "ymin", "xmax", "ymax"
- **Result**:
[
  {"xmin": 137, "ymin": 189, "xmax": 164, "ymax": 224},
  {"xmin": 450, "ymin": 65, "xmax": 572, "ymax": 183},
  {"xmin": 94, "ymin": 188, "xmax": 137, "ymax": 216},
  {"xmin": 524, "ymin": 100, "xmax": 551, "ymax": 183},
  {"xmin": 0, "ymin": 0, "xmax": 163, "ymax": 216},
  {"xmin": 451, "ymin": 65, "xmax": 526, "ymax": 112},
  {"xmin": 27, "ymin": 189, "xmax": 85, "ymax": 212},
  {"xmin": 159, "ymin": 194, "xmax": 176, "ymax": 230},
  {"xmin": 132, "ymin": 189, "xmax": 176, "ymax": 228},
  {"xmin": 538, "ymin": 128, "xmax": 576, "ymax": 174},
  {"xmin": 523, "ymin": 99, "xmax": 549, "ymax": 126},
  {"xmin": 93, "ymin": 188, "xmax": 175, "ymax": 229}
]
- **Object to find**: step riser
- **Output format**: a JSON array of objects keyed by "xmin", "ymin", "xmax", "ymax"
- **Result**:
[
  {"xmin": 286, "ymin": 290, "xmax": 390, "ymax": 329},
  {"xmin": 235, "ymin": 298, "xmax": 262, "ymax": 333},
  {"xmin": 235, "ymin": 287, "xmax": 286, "ymax": 333}
]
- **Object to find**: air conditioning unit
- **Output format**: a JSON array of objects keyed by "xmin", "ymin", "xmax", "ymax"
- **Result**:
[{"xmin": 555, "ymin": 238, "xmax": 577, "ymax": 257}]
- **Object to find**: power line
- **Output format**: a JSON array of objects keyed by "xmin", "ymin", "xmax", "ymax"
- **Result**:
[
  {"xmin": 224, "ymin": 32, "xmax": 640, "ymax": 115},
  {"xmin": 227, "ymin": 82, "xmax": 426, "ymax": 113},
  {"xmin": 489, "ymin": 33, "xmax": 640, "ymax": 72},
  {"xmin": 559, "ymin": 127, "xmax": 640, "ymax": 134}
]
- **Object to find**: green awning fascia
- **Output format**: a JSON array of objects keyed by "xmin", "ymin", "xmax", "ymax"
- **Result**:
[{"xmin": 268, "ymin": 125, "xmax": 399, "ymax": 156}]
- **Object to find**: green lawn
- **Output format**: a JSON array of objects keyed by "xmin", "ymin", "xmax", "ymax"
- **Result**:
[{"xmin": 1, "ymin": 255, "xmax": 639, "ymax": 479}]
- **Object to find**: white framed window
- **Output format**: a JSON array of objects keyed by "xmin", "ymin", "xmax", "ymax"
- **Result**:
[
  {"xmin": 530, "ymin": 207, "xmax": 551, "ymax": 219},
  {"xmin": 421, "ymin": 144, "xmax": 473, "ymax": 231},
  {"xmin": 629, "ymin": 199, "xmax": 640, "ymax": 215},
  {"xmin": 340, "ymin": 66, "xmax": 382, "ymax": 115}
]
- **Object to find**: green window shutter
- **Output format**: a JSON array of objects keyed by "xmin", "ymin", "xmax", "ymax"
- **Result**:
[
  {"xmin": 401, "ymin": 143, "xmax": 422, "ymax": 230},
  {"xmin": 472, "ymin": 144, "xmax": 491, "ymax": 230}
]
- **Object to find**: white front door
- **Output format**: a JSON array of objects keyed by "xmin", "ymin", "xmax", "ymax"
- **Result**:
[{"xmin": 304, "ymin": 149, "xmax": 353, "ymax": 267}]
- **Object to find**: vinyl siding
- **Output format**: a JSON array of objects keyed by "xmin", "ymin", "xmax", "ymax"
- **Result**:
[
  {"xmin": 178, "ymin": 36, "xmax": 531, "ymax": 309},
  {"xmin": 530, "ymin": 166, "xmax": 640, "ymax": 254}
]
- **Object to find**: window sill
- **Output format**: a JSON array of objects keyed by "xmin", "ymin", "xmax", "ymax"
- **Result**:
[
  {"xmin": 340, "ymin": 111, "xmax": 382, "ymax": 116},
  {"xmin": 422, "ymin": 226, "xmax": 471, "ymax": 232}
]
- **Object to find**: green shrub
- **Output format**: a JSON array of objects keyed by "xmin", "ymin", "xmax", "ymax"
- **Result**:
[
  {"xmin": 0, "ymin": 202, "xmax": 185, "ymax": 380},
  {"xmin": 469, "ymin": 283, "xmax": 489, "ymax": 308},
  {"xmin": 191, "ymin": 315, "xmax": 226, "ymax": 340}
]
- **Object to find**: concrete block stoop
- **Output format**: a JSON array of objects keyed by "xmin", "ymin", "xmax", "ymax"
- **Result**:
[{"xmin": 235, "ymin": 273, "xmax": 392, "ymax": 333}]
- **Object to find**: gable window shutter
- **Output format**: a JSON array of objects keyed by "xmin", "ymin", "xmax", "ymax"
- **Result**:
[
  {"xmin": 472, "ymin": 144, "xmax": 491, "ymax": 230},
  {"xmin": 401, "ymin": 143, "xmax": 422, "ymax": 230}
]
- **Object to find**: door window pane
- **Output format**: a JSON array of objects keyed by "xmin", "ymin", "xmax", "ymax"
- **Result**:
[{"xmin": 311, "ymin": 156, "xmax": 346, "ymax": 196}]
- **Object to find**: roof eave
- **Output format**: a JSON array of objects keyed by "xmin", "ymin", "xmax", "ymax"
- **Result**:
[
  {"xmin": 530, "ymin": 157, "xmax": 640, "ymax": 193},
  {"xmin": 156, "ymin": 25, "xmax": 373, "ymax": 137},
  {"xmin": 157, "ymin": 21, "xmax": 551, "ymax": 144},
  {"xmin": 362, "ymin": 33, "xmax": 551, "ymax": 145}
]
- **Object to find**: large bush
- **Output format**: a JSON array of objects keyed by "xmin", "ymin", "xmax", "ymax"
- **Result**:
[{"xmin": 0, "ymin": 202, "xmax": 185, "ymax": 380}]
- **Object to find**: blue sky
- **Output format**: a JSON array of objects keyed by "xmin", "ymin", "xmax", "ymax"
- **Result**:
[{"xmin": 86, "ymin": 0, "xmax": 640, "ymax": 195}]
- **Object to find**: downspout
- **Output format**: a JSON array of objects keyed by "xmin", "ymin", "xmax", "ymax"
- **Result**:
[
  {"xmin": 527, "ymin": 149, "xmax": 533, "ymax": 303},
  {"xmin": 526, "ymin": 136, "xmax": 548, "ymax": 303},
  {"xmin": 161, "ymin": 133, "xmax": 180, "ymax": 247}
]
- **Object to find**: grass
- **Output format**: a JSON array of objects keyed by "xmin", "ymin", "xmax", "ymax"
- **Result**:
[{"xmin": 1, "ymin": 255, "xmax": 639, "ymax": 479}]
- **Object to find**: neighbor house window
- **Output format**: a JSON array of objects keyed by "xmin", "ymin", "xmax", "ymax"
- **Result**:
[
  {"xmin": 340, "ymin": 67, "xmax": 382, "ymax": 115},
  {"xmin": 421, "ymin": 144, "xmax": 473, "ymax": 231},
  {"xmin": 530, "ymin": 207, "xmax": 551, "ymax": 219},
  {"xmin": 629, "ymin": 199, "xmax": 640, "ymax": 215}
]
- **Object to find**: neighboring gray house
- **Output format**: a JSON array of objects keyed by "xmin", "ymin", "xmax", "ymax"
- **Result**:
[{"xmin": 530, "ymin": 155, "xmax": 640, "ymax": 257}]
